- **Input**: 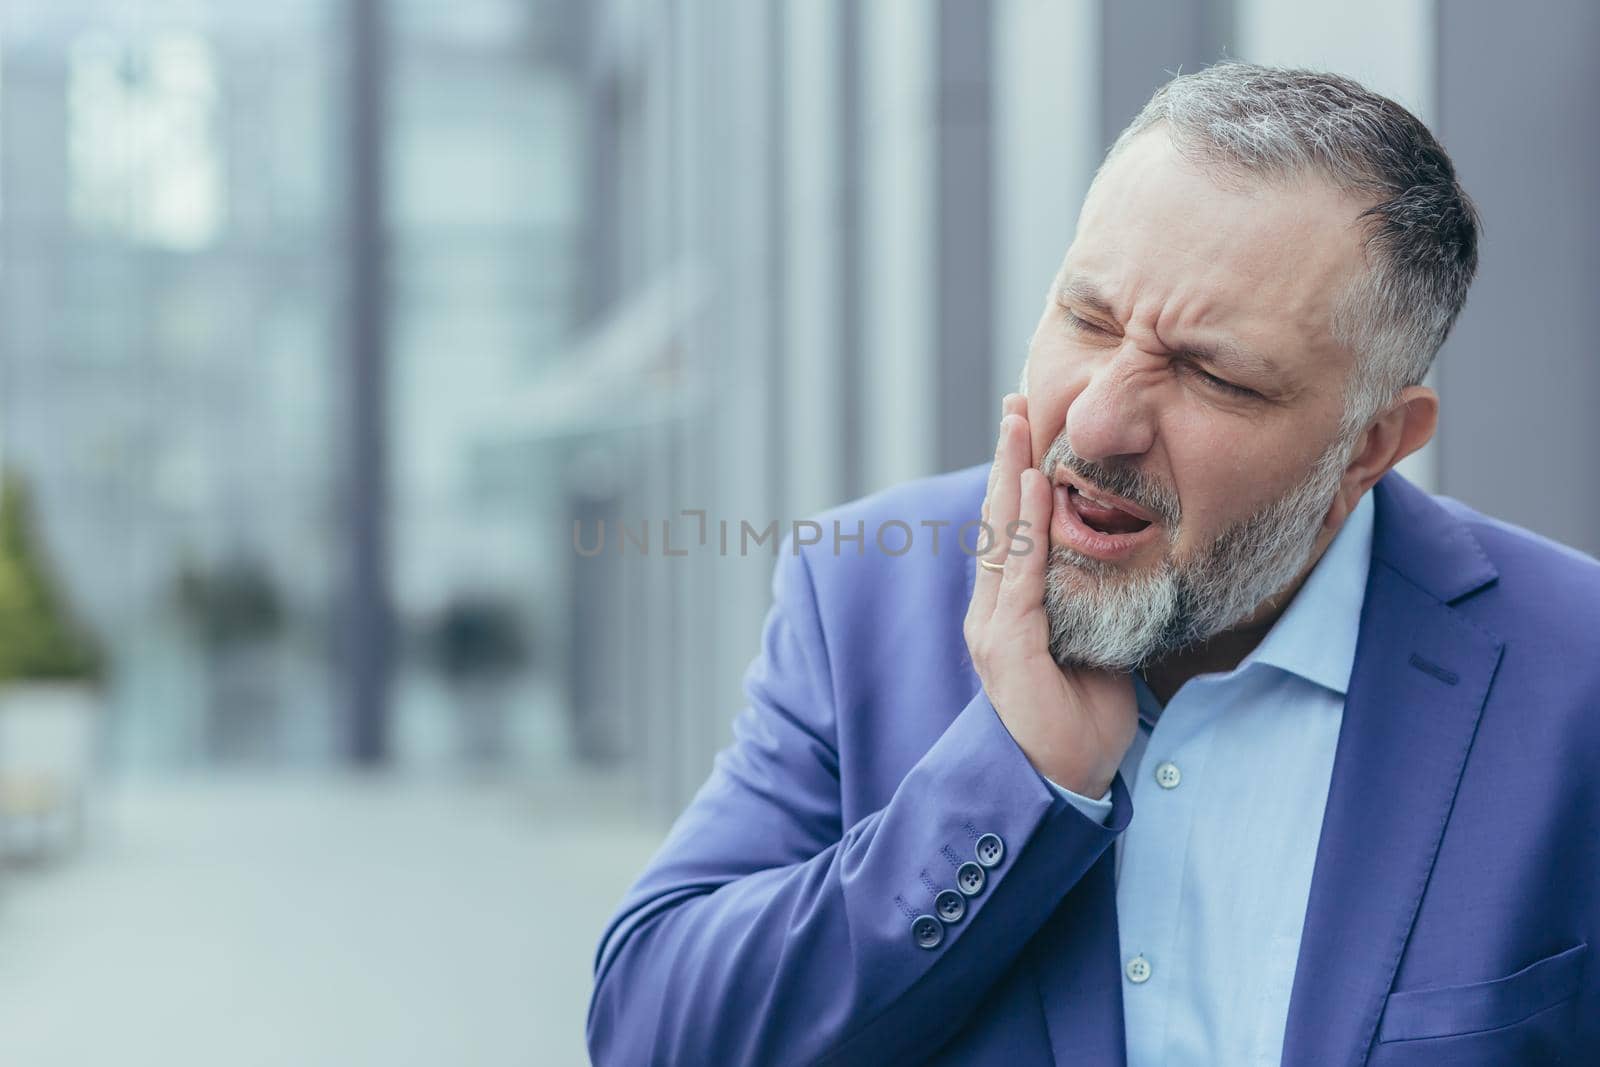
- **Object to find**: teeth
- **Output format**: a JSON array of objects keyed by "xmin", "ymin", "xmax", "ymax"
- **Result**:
[{"xmin": 1076, "ymin": 487, "xmax": 1128, "ymax": 514}]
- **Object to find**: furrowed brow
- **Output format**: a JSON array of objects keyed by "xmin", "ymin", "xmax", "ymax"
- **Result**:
[{"xmin": 1054, "ymin": 272, "xmax": 1281, "ymax": 379}]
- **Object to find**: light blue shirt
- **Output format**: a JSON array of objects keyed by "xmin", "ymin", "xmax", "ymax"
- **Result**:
[{"xmin": 1045, "ymin": 489, "xmax": 1374, "ymax": 1066}]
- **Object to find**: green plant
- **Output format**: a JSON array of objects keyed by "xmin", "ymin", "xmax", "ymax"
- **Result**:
[{"xmin": 0, "ymin": 471, "xmax": 104, "ymax": 684}]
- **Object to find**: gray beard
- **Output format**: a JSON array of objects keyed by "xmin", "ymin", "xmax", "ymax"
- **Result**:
[{"xmin": 1040, "ymin": 432, "xmax": 1353, "ymax": 671}]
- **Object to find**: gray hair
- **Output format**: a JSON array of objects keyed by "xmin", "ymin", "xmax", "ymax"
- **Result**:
[{"xmin": 1101, "ymin": 62, "xmax": 1481, "ymax": 436}]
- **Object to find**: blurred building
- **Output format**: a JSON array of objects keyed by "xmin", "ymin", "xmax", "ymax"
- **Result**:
[
  {"xmin": 1, "ymin": 2, "xmax": 351, "ymax": 765},
  {"xmin": 0, "ymin": 0, "xmax": 585, "ymax": 771}
]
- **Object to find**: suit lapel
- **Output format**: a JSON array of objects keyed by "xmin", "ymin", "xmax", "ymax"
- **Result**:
[
  {"xmin": 1280, "ymin": 474, "xmax": 1503, "ymax": 1066},
  {"xmin": 1031, "ymin": 843, "xmax": 1129, "ymax": 1065}
]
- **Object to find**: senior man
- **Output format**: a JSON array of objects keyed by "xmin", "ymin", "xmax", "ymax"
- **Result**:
[{"xmin": 587, "ymin": 63, "xmax": 1599, "ymax": 1066}]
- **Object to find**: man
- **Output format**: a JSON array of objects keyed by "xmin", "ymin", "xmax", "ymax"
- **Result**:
[{"xmin": 587, "ymin": 63, "xmax": 1599, "ymax": 1066}]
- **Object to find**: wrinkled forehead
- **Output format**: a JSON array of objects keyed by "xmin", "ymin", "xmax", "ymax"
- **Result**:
[{"xmin": 1067, "ymin": 132, "xmax": 1371, "ymax": 377}]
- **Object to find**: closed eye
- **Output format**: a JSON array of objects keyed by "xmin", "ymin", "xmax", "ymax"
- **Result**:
[
  {"xmin": 1063, "ymin": 310, "xmax": 1110, "ymax": 337},
  {"xmin": 1179, "ymin": 360, "xmax": 1258, "ymax": 399}
]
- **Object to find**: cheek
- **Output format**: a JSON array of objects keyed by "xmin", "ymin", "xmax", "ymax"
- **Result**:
[
  {"xmin": 1166, "ymin": 428, "xmax": 1318, "ymax": 548},
  {"xmin": 1160, "ymin": 419, "xmax": 1244, "ymax": 527}
]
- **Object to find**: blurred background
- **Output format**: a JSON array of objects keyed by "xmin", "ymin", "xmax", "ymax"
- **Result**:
[{"xmin": 0, "ymin": 0, "xmax": 1593, "ymax": 1064}]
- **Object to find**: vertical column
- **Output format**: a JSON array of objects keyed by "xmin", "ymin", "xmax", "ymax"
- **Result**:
[
  {"xmin": 567, "ymin": 2, "xmax": 626, "ymax": 772},
  {"xmin": 860, "ymin": 0, "xmax": 937, "ymax": 492},
  {"xmin": 935, "ymin": 0, "xmax": 996, "ymax": 474},
  {"xmin": 346, "ymin": 0, "xmax": 392, "ymax": 763},
  {"xmin": 1432, "ymin": 3, "xmax": 1600, "ymax": 553},
  {"xmin": 837, "ymin": 0, "xmax": 866, "ymax": 501},
  {"xmin": 664, "ymin": 0, "xmax": 706, "ymax": 818},
  {"xmin": 782, "ymin": 0, "xmax": 846, "ymax": 520},
  {"xmin": 765, "ymin": 0, "xmax": 789, "ymax": 521},
  {"xmin": 643, "ymin": 0, "xmax": 685, "ymax": 813}
]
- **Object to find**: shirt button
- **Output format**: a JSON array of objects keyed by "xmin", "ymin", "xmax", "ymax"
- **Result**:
[
  {"xmin": 1153, "ymin": 761, "xmax": 1181, "ymax": 789},
  {"xmin": 1125, "ymin": 954, "xmax": 1152, "ymax": 984}
]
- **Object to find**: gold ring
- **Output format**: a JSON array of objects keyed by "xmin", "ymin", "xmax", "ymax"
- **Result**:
[{"xmin": 979, "ymin": 558, "xmax": 1005, "ymax": 574}]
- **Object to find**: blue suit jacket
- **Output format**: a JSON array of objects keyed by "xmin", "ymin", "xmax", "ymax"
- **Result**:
[{"xmin": 588, "ymin": 465, "xmax": 1599, "ymax": 1066}]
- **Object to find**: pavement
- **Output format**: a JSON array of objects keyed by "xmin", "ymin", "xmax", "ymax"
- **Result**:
[{"xmin": 0, "ymin": 768, "xmax": 664, "ymax": 1067}]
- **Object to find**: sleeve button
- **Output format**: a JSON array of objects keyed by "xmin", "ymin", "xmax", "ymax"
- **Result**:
[
  {"xmin": 912, "ymin": 914, "xmax": 944, "ymax": 949},
  {"xmin": 956, "ymin": 861, "xmax": 986, "ymax": 896},
  {"xmin": 974, "ymin": 832, "xmax": 1004, "ymax": 868},
  {"xmin": 935, "ymin": 889, "xmax": 966, "ymax": 923}
]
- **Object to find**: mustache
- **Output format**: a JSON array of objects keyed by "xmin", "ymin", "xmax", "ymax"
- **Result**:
[{"xmin": 1041, "ymin": 438, "xmax": 1182, "ymax": 528}]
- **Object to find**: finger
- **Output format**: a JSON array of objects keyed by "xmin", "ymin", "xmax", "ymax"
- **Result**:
[
  {"xmin": 984, "ymin": 394, "xmax": 1027, "ymax": 508},
  {"xmin": 972, "ymin": 415, "xmax": 1011, "ymax": 639},
  {"xmin": 997, "ymin": 466, "xmax": 1052, "ymax": 623},
  {"xmin": 1002, "ymin": 393, "xmax": 1033, "ymax": 475},
  {"xmin": 984, "ymin": 395, "xmax": 1020, "ymax": 506},
  {"xmin": 971, "ymin": 412, "xmax": 1027, "ymax": 621}
]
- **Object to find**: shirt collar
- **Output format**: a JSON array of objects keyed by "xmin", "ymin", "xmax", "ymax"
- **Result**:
[{"xmin": 1239, "ymin": 487, "xmax": 1376, "ymax": 696}]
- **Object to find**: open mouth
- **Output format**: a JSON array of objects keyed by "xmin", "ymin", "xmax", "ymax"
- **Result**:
[
  {"xmin": 1065, "ymin": 484, "xmax": 1154, "ymax": 536},
  {"xmin": 1050, "ymin": 477, "xmax": 1161, "ymax": 562}
]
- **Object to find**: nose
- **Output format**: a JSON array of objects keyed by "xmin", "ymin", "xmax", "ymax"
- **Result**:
[{"xmin": 1065, "ymin": 346, "xmax": 1159, "ymax": 463}]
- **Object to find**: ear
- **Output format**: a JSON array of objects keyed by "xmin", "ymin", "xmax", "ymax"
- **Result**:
[{"xmin": 1322, "ymin": 385, "xmax": 1438, "ymax": 532}]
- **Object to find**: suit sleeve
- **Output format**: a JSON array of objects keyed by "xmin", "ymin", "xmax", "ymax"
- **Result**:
[
  {"xmin": 585, "ymin": 542, "xmax": 1132, "ymax": 1067},
  {"xmin": 1042, "ymin": 775, "xmax": 1116, "ymax": 825}
]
